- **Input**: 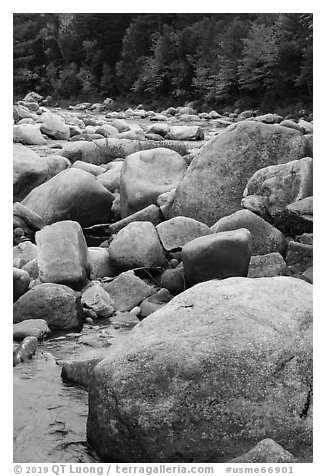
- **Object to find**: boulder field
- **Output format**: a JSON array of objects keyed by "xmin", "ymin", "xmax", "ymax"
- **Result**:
[{"xmin": 12, "ymin": 94, "xmax": 313, "ymax": 463}]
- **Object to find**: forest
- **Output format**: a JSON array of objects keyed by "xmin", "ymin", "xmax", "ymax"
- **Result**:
[{"xmin": 13, "ymin": 13, "xmax": 313, "ymax": 112}]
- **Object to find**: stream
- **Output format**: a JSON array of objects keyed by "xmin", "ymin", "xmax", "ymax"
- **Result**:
[{"xmin": 13, "ymin": 322, "xmax": 131, "ymax": 463}]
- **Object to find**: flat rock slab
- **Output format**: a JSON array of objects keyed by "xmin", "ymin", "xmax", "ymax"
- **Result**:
[
  {"xmin": 13, "ymin": 319, "xmax": 51, "ymax": 341},
  {"xmin": 103, "ymin": 271, "xmax": 155, "ymax": 312},
  {"xmin": 156, "ymin": 216, "xmax": 211, "ymax": 251}
]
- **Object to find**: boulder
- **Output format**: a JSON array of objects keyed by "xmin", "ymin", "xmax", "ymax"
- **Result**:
[
  {"xmin": 279, "ymin": 119, "xmax": 305, "ymax": 133},
  {"xmin": 255, "ymin": 113, "xmax": 283, "ymax": 123},
  {"xmin": 13, "ymin": 145, "xmax": 49, "ymax": 202},
  {"xmin": 160, "ymin": 264, "xmax": 185, "ymax": 295},
  {"xmin": 171, "ymin": 121, "xmax": 310, "ymax": 226},
  {"xmin": 87, "ymin": 276, "xmax": 312, "ymax": 463},
  {"xmin": 81, "ymin": 282, "xmax": 115, "ymax": 319},
  {"xmin": 23, "ymin": 91, "xmax": 43, "ymax": 103},
  {"xmin": 72, "ymin": 161, "xmax": 106, "ymax": 176},
  {"xmin": 242, "ymin": 157, "xmax": 313, "ymax": 233},
  {"xmin": 13, "ymin": 336, "xmax": 38, "ymax": 366},
  {"xmin": 298, "ymin": 119, "xmax": 313, "ymax": 134},
  {"xmin": 182, "ymin": 228, "xmax": 252, "ymax": 285},
  {"xmin": 211, "ymin": 209, "xmax": 287, "ymax": 256},
  {"xmin": 22, "ymin": 168, "xmax": 115, "ymax": 227},
  {"xmin": 146, "ymin": 123, "xmax": 170, "ymax": 137},
  {"xmin": 13, "ymin": 319, "xmax": 51, "ymax": 341},
  {"xmin": 110, "ymin": 119, "xmax": 130, "ymax": 133},
  {"xmin": 36, "ymin": 220, "xmax": 90, "ymax": 290},
  {"xmin": 156, "ymin": 216, "xmax": 211, "ymax": 252},
  {"xmin": 229, "ymin": 438, "xmax": 297, "ymax": 463},
  {"xmin": 38, "ymin": 111, "xmax": 70, "ymax": 140},
  {"xmin": 44, "ymin": 155, "xmax": 71, "ymax": 178},
  {"xmin": 108, "ymin": 204, "xmax": 163, "ymax": 235},
  {"xmin": 284, "ymin": 197, "xmax": 313, "ymax": 235},
  {"xmin": 13, "ymin": 283, "xmax": 83, "ymax": 331},
  {"xmin": 248, "ymin": 253, "xmax": 290, "ymax": 278},
  {"xmin": 22, "ymin": 258, "xmax": 39, "ymax": 279},
  {"xmin": 165, "ymin": 125, "xmax": 204, "ymax": 141},
  {"xmin": 13, "ymin": 124, "xmax": 47, "ymax": 145},
  {"xmin": 88, "ymin": 247, "xmax": 116, "ymax": 279},
  {"xmin": 97, "ymin": 162, "xmax": 123, "ymax": 192},
  {"xmin": 139, "ymin": 288, "xmax": 173, "ymax": 318},
  {"xmin": 108, "ymin": 221, "xmax": 166, "ymax": 271},
  {"xmin": 95, "ymin": 124, "xmax": 120, "ymax": 138},
  {"xmin": 13, "ymin": 104, "xmax": 38, "ymax": 122},
  {"xmin": 13, "ymin": 202, "xmax": 43, "ymax": 231},
  {"xmin": 103, "ymin": 271, "xmax": 155, "ymax": 312},
  {"xmin": 61, "ymin": 350, "xmax": 109, "ymax": 388},
  {"xmin": 120, "ymin": 148, "xmax": 187, "ymax": 217},
  {"xmin": 13, "ymin": 267, "xmax": 31, "ymax": 302},
  {"xmin": 286, "ymin": 241, "xmax": 313, "ymax": 275},
  {"xmin": 13, "ymin": 241, "xmax": 38, "ymax": 268}
]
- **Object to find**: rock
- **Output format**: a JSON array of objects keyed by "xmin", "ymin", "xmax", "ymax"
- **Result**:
[
  {"xmin": 209, "ymin": 110, "xmax": 222, "ymax": 119},
  {"xmin": 13, "ymin": 124, "xmax": 47, "ymax": 145},
  {"xmin": 286, "ymin": 241, "xmax": 313, "ymax": 275},
  {"xmin": 157, "ymin": 189, "xmax": 176, "ymax": 219},
  {"xmin": 13, "ymin": 202, "xmax": 43, "ymax": 231},
  {"xmin": 17, "ymin": 118, "xmax": 35, "ymax": 125},
  {"xmin": 279, "ymin": 119, "xmax": 305, "ymax": 133},
  {"xmin": 182, "ymin": 228, "xmax": 252, "ymax": 286},
  {"xmin": 44, "ymin": 155, "xmax": 71, "ymax": 177},
  {"xmin": 150, "ymin": 113, "xmax": 168, "ymax": 121},
  {"xmin": 87, "ymin": 276, "xmax": 312, "ymax": 463},
  {"xmin": 178, "ymin": 106, "xmax": 196, "ymax": 115},
  {"xmin": 23, "ymin": 91, "xmax": 43, "ymax": 103},
  {"xmin": 81, "ymin": 282, "xmax": 115, "ymax": 319},
  {"xmin": 248, "ymin": 253, "xmax": 290, "ymax": 278},
  {"xmin": 284, "ymin": 197, "xmax": 313, "ymax": 235},
  {"xmin": 110, "ymin": 119, "xmax": 130, "ymax": 133},
  {"xmin": 61, "ymin": 350, "xmax": 109, "ymax": 388},
  {"xmin": 13, "ymin": 283, "xmax": 83, "ymax": 331},
  {"xmin": 108, "ymin": 205, "xmax": 163, "ymax": 235},
  {"xmin": 22, "ymin": 168, "xmax": 115, "ymax": 227},
  {"xmin": 242, "ymin": 157, "xmax": 313, "ymax": 234},
  {"xmin": 103, "ymin": 271, "xmax": 155, "ymax": 312},
  {"xmin": 165, "ymin": 125, "xmax": 204, "ymax": 141},
  {"xmin": 156, "ymin": 216, "xmax": 211, "ymax": 252},
  {"xmin": 301, "ymin": 266, "xmax": 313, "ymax": 284},
  {"xmin": 13, "ymin": 241, "xmax": 38, "ymax": 268},
  {"xmin": 160, "ymin": 265, "xmax": 185, "ymax": 294},
  {"xmin": 211, "ymin": 209, "xmax": 287, "ymax": 256},
  {"xmin": 255, "ymin": 113, "xmax": 283, "ymax": 123},
  {"xmin": 36, "ymin": 220, "xmax": 90, "ymax": 289},
  {"xmin": 229, "ymin": 438, "xmax": 297, "ymax": 463},
  {"xmin": 97, "ymin": 162, "xmax": 123, "ymax": 192},
  {"xmin": 13, "ymin": 267, "xmax": 31, "ymax": 302},
  {"xmin": 13, "ymin": 336, "xmax": 38, "ymax": 366},
  {"xmin": 18, "ymin": 100, "xmax": 40, "ymax": 112},
  {"xmin": 13, "ymin": 319, "xmax": 51, "ymax": 341},
  {"xmin": 13, "ymin": 104, "xmax": 38, "ymax": 122},
  {"xmin": 172, "ymin": 121, "xmax": 309, "ymax": 226},
  {"xmin": 296, "ymin": 233, "xmax": 313, "ymax": 245},
  {"xmin": 72, "ymin": 161, "xmax": 106, "ymax": 176},
  {"xmin": 146, "ymin": 123, "xmax": 170, "ymax": 137},
  {"xmin": 95, "ymin": 124, "xmax": 119, "ymax": 138},
  {"xmin": 88, "ymin": 247, "xmax": 116, "ymax": 279},
  {"xmin": 145, "ymin": 133, "xmax": 164, "ymax": 141},
  {"xmin": 13, "ymin": 145, "xmax": 49, "ymax": 202},
  {"xmin": 22, "ymin": 258, "xmax": 39, "ymax": 279},
  {"xmin": 139, "ymin": 288, "xmax": 173, "ymax": 318},
  {"xmin": 38, "ymin": 111, "xmax": 70, "ymax": 139},
  {"xmin": 120, "ymin": 148, "xmax": 187, "ymax": 217},
  {"xmin": 237, "ymin": 109, "xmax": 254, "ymax": 120},
  {"xmin": 110, "ymin": 312, "xmax": 140, "ymax": 329},
  {"xmin": 298, "ymin": 119, "xmax": 313, "ymax": 134},
  {"xmin": 108, "ymin": 221, "xmax": 166, "ymax": 271}
]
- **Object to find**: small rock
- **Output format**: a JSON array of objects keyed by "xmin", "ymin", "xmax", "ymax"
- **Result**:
[
  {"xmin": 248, "ymin": 253, "xmax": 290, "ymax": 278},
  {"xmin": 81, "ymin": 282, "xmax": 115, "ymax": 319},
  {"xmin": 13, "ymin": 319, "xmax": 51, "ymax": 341}
]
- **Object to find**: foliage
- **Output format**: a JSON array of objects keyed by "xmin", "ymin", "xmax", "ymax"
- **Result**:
[{"xmin": 13, "ymin": 13, "xmax": 313, "ymax": 110}]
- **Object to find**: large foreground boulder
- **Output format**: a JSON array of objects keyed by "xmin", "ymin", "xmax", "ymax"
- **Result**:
[
  {"xmin": 171, "ymin": 121, "xmax": 310, "ymax": 226},
  {"xmin": 120, "ymin": 148, "xmax": 187, "ymax": 217},
  {"xmin": 87, "ymin": 276, "xmax": 312, "ymax": 463},
  {"xmin": 13, "ymin": 283, "xmax": 83, "ymax": 331},
  {"xmin": 13, "ymin": 145, "xmax": 49, "ymax": 202},
  {"xmin": 22, "ymin": 168, "xmax": 115, "ymax": 227}
]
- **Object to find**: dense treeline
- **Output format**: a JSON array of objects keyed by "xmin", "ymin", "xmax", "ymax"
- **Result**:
[{"xmin": 13, "ymin": 13, "xmax": 312, "ymax": 111}]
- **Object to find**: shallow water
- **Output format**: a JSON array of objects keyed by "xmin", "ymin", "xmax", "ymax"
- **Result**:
[{"xmin": 13, "ymin": 324, "xmax": 131, "ymax": 463}]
